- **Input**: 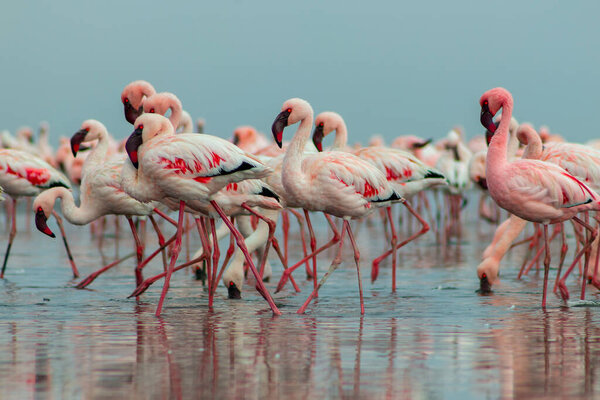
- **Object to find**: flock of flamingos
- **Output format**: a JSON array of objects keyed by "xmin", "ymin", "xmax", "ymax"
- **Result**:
[{"xmin": 1, "ymin": 82, "xmax": 599, "ymax": 317}]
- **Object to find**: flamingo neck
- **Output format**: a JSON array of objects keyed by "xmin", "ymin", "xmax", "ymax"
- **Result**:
[
  {"xmin": 168, "ymin": 103, "xmax": 182, "ymax": 132},
  {"xmin": 332, "ymin": 120, "xmax": 348, "ymax": 149},
  {"xmin": 284, "ymin": 110, "xmax": 314, "ymax": 170},
  {"xmin": 54, "ymin": 187, "xmax": 99, "ymax": 225},
  {"xmin": 120, "ymin": 161, "xmax": 161, "ymax": 203},
  {"xmin": 487, "ymin": 100, "xmax": 513, "ymax": 168},
  {"xmin": 84, "ymin": 131, "xmax": 110, "ymax": 173}
]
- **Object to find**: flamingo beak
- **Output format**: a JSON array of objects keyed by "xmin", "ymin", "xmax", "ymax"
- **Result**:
[
  {"xmin": 70, "ymin": 129, "xmax": 87, "ymax": 157},
  {"xmin": 35, "ymin": 208, "xmax": 55, "ymax": 238},
  {"xmin": 413, "ymin": 138, "xmax": 432, "ymax": 149},
  {"xmin": 125, "ymin": 127, "xmax": 143, "ymax": 168},
  {"xmin": 476, "ymin": 176, "xmax": 488, "ymax": 190},
  {"xmin": 479, "ymin": 274, "xmax": 492, "ymax": 294},
  {"xmin": 232, "ymin": 134, "xmax": 240, "ymax": 146},
  {"xmin": 228, "ymin": 281, "xmax": 242, "ymax": 299},
  {"xmin": 271, "ymin": 110, "xmax": 290, "ymax": 148},
  {"xmin": 124, "ymin": 101, "xmax": 143, "ymax": 125},
  {"xmin": 480, "ymin": 102, "xmax": 496, "ymax": 135},
  {"xmin": 485, "ymin": 122, "xmax": 500, "ymax": 146},
  {"xmin": 312, "ymin": 125, "xmax": 324, "ymax": 152}
]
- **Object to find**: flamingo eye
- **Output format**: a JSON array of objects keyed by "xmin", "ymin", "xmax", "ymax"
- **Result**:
[
  {"xmin": 149, "ymin": 108, "xmax": 155, "ymax": 113},
  {"xmin": 286, "ymin": 108, "xmax": 292, "ymax": 113},
  {"xmin": 319, "ymin": 122, "xmax": 324, "ymax": 127},
  {"xmin": 483, "ymin": 100, "xmax": 488, "ymax": 106},
  {"xmin": 138, "ymin": 124, "xmax": 144, "ymax": 130},
  {"xmin": 37, "ymin": 206, "xmax": 43, "ymax": 212},
  {"xmin": 482, "ymin": 273, "xmax": 487, "ymax": 279},
  {"xmin": 84, "ymin": 128, "xmax": 90, "ymax": 132},
  {"xmin": 124, "ymin": 98, "xmax": 129, "ymax": 104}
]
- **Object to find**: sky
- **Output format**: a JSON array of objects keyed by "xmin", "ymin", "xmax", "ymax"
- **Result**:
[{"xmin": 1, "ymin": 0, "xmax": 599, "ymax": 147}]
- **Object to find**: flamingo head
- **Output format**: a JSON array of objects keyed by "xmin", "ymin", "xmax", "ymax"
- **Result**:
[
  {"xmin": 196, "ymin": 118, "xmax": 205, "ymax": 134},
  {"xmin": 17, "ymin": 127, "xmax": 34, "ymax": 144},
  {"xmin": 476, "ymin": 258, "xmax": 500, "ymax": 294},
  {"xmin": 121, "ymin": 80, "xmax": 156, "ymax": 124},
  {"xmin": 126, "ymin": 113, "xmax": 173, "ymax": 168},
  {"xmin": 312, "ymin": 111, "xmax": 343, "ymax": 152},
  {"xmin": 33, "ymin": 193, "xmax": 57, "ymax": 238},
  {"xmin": 71, "ymin": 119, "xmax": 107, "ymax": 156},
  {"xmin": 480, "ymin": 87, "xmax": 512, "ymax": 137},
  {"xmin": 232, "ymin": 126, "xmax": 258, "ymax": 147},
  {"xmin": 143, "ymin": 92, "xmax": 181, "ymax": 117},
  {"xmin": 271, "ymin": 98, "xmax": 313, "ymax": 148}
]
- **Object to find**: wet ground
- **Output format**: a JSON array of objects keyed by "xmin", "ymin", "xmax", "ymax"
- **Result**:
[{"xmin": 1, "ymin": 205, "xmax": 600, "ymax": 399}]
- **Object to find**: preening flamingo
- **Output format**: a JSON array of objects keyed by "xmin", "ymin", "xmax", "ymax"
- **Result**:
[{"xmin": 121, "ymin": 80, "xmax": 156, "ymax": 124}]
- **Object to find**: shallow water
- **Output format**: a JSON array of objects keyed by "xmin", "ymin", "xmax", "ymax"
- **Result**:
[{"xmin": 1, "ymin": 206, "xmax": 599, "ymax": 399}]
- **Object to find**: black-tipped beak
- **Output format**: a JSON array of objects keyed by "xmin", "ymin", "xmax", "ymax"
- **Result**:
[
  {"xmin": 232, "ymin": 134, "xmax": 240, "ymax": 146},
  {"xmin": 479, "ymin": 275, "xmax": 492, "ymax": 294},
  {"xmin": 480, "ymin": 103, "xmax": 496, "ymax": 135},
  {"xmin": 312, "ymin": 125, "xmax": 324, "ymax": 152},
  {"xmin": 227, "ymin": 282, "xmax": 242, "ymax": 299},
  {"xmin": 125, "ymin": 127, "xmax": 143, "ymax": 168},
  {"xmin": 35, "ymin": 208, "xmax": 55, "ymax": 238},
  {"xmin": 485, "ymin": 122, "xmax": 499, "ymax": 146},
  {"xmin": 70, "ymin": 129, "xmax": 87, "ymax": 157},
  {"xmin": 124, "ymin": 101, "xmax": 143, "ymax": 125},
  {"xmin": 413, "ymin": 138, "xmax": 432, "ymax": 149},
  {"xmin": 271, "ymin": 110, "xmax": 290, "ymax": 148}
]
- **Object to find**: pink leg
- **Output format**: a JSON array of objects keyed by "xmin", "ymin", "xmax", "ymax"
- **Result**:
[
  {"xmin": 386, "ymin": 207, "xmax": 398, "ymax": 292},
  {"xmin": 281, "ymin": 210, "xmax": 290, "ymax": 265},
  {"xmin": 298, "ymin": 222, "xmax": 347, "ymax": 314},
  {"xmin": 210, "ymin": 200, "xmax": 281, "ymax": 315},
  {"xmin": 209, "ymin": 218, "xmax": 220, "ymax": 307},
  {"xmin": 196, "ymin": 217, "xmax": 212, "ymax": 292},
  {"xmin": 214, "ymin": 228, "xmax": 235, "ymax": 286},
  {"xmin": 148, "ymin": 215, "xmax": 168, "ymax": 272},
  {"xmin": 288, "ymin": 209, "xmax": 311, "ymax": 279},
  {"xmin": 541, "ymin": 225, "xmax": 550, "ymax": 308},
  {"xmin": 553, "ymin": 224, "xmax": 568, "ymax": 293},
  {"xmin": 276, "ymin": 213, "xmax": 341, "ymax": 293},
  {"xmin": 345, "ymin": 220, "xmax": 365, "ymax": 314},
  {"xmin": 52, "ymin": 210, "xmax": 79, "ymax": 278},
  {"xmin": 155, "ymin": 201, "xmax": 186, "ymax": 317},
  {"xmin": 127, "ymin": 216, "xmax": 145, "ymax": 287},
  {"xmin": 0, "ymin": 198, "xmax": 17, "ymax": 279},
  {"xmin": 557, "ymin": 217, "xmax": 597, "ymax": 302},
  {"xmin": 304, "ymin": 210, "xmax": 318, "ymax": 294},
  {"xmin": 75, "ymin": 252, "xmax": 136, "ymax": 289},
  {"xmin": 371, "ymin": 200, "xmax": 429, "ymax": 275}
]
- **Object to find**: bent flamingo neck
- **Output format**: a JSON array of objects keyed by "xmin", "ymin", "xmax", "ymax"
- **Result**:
[{"xmin": 332, "ymin": 120, "xmax": 348, "ymax": 149}]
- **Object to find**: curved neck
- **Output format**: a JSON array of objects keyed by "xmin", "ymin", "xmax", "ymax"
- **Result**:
[
  {"xmin": 284, "ymin": 110, "xmax": 314, "ymax": 170},
  {"xmin": 520, "ymin": 129, "xmax": 542, "ymax": 160},
  {"xmin": 168, "ymin": 103, "xmax": 182, "ymax": 132},
  {"xmin": 84, "ymin": 131, "xmax": 110, "ymax": 172},
  {"xmin": 54, "ymin": 187, "xmax": 100, "ymax": 225},
  {"xmin": 178, "ymin": 111, "xmax": 192, "ymax": 133},
  {"xmin": 487, "ymin": 100, "xmax": 513, "ymax": 167},
  {"xmin": 332, "ymin": 120, "xmax": 348, "ymax": 149}
]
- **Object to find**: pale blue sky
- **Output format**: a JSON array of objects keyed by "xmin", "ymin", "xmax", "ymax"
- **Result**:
[{"xmin": 1, "ymin": 0, "xmax": 599, "ymax": 146}]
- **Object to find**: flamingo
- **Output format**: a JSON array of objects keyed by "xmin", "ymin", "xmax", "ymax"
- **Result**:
[
  {"xmin": 271, "ymin": 98, "xmax": 403, "ymax": 314},
  {"xmin": 311, "ymin": 111, "xmax": 447, "ymax": 289},
  {"xmin": 142, "ymin": 92, "xmax": 196, "ymax": 134},
  {"xmin": 480, "ymin": 87, "xmax": 600, "ymax": 307},
  {"xmin": 0, "ymin": 148, "xmax": 77, "ymax": 278},
  {"xmin": 121, "ymin": 80, "xmax": 156, "ymax": 124},
  {"xmin": 232, "ymin": 126, "xmax": 270, "ymax": 154},
  {"xmin": 120, "ymin": 113, "xmax": 281, "ymax": 316}
]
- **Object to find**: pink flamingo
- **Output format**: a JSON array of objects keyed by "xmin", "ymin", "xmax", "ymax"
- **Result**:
[
  {"xmin": 271, "ymin": 98, "xmax": 402, "ymax": 314},
  {"xmin": 232, "ymin": 126, "xmax": 270, "ymax": 154},
  {"xmin": 121, "ymin": 80, "xmax": 156, "ymax": 124},
  {"xmin": 0, "ymin": 149, "xmax": 77, "ymax": 278},
  {"xmin": 312, "ymin": 111, "xmax": 446, "ymax": 289},
  {"xmin": 480, "ymin": 87, "xmax": 600, "ymax": 307},
  {"xmin": 121, "ymin": 113, "xmax": 281, "ymax": 316}
]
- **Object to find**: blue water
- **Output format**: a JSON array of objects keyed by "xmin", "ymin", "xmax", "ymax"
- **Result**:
[{"xmin": 0, "ymin": 203, "xmax": 599, "ymax": 399}]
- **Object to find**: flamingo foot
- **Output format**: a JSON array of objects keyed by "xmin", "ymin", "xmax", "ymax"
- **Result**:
[
  {"xmin": 371, "ymin": 260, "xmax": 380, "ymax": 283},
  {"xmin": 76, "ymin": 273, "xmax": 101, "ymax": 289},
  {"xmin": 557, "ymin": 280, "xmax": 570, "ymax": 302}
]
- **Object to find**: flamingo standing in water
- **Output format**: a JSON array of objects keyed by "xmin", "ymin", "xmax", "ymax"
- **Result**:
[
  {"xmin": 121, "ymin": 113, "xmax": 281, "ymax": 316},
  {"xmin": 271, "ymin": 98, "xmax": 403, "ymax": 314},
  {"xmin": 311, "ymin": 111, "xmax": 446, "ymax": 290},
  {"xmin": 480, "ymin": 87, "xmax": 600, "ymax": 307},
  {"xmin": 0, "ymin": 149, "xmax": 77, "ymax": 278}
]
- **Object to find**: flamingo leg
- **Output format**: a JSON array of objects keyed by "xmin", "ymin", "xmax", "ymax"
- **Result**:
[
  {"xmin": 304, "ymin": 210, "xmax": 318, "ymax": 294},
  {"xmin": 196, "ymin": 217, "xmax": 212, "ymax": 292},
  {"xmin": 214, "ymin": 229, "xmax": 235, "ymax": 287},
  {"xmin": 75, "ymin": 252, "xmax": 136, "ymax": 289},
  {"xmin": 553, "ymin": 224, "xmax": 568, "ymax": 293},
  {"xmin": 0, "ymin": 198, "xmax": 17, "ymax": 279},
  {"xmin": 281, "ymin": 210, "xmax": 290, "ymax": 265},
  {"xmin": 209, "ymin": 218, "xmax": 220, "ymax": 307},
  {"xmin": 557, "ymin": 217, "xmax": 598, "ymax": 302},
  {"xmin": 345, "ymin": 220, "xmax": 365, "ymax": 314},
  {"xmin": 542, "ymin": 225, "xmax": 551, "ymax": 308},
  {"xmin": 371, "ymin": 200, "xmax": 429, "ymax": 275},
  {"xmin": 155, "ymin": 201, "xmax": 186, "ymax": 317},
  {"xmin": 210, "ymin": 200, "xmax": 281, "ymax": 316},
  {"xmin": 127, "ymin": 216, "xmax": 145, "ymax": 287},
  {"xmin": 288, "ymin": 209, "xmax": 311, "ymax": 279},
  {"xmin": 51, "ymin": 210, "xmax": 79, "ymax": 278},
  {"xmin": 297, "ymin": 221, "xmax": 346, "ymax": 314},
  {"xmin": 386, "ymin": 207, "xmax": 398, "ymax": 292},
  {"xmin": 148, "ymin": 215, "xmax": 168, "ymax": 272},
  {"xmin": 276, "ymin": 213, "xmax": 341, "ymax": 293}
]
